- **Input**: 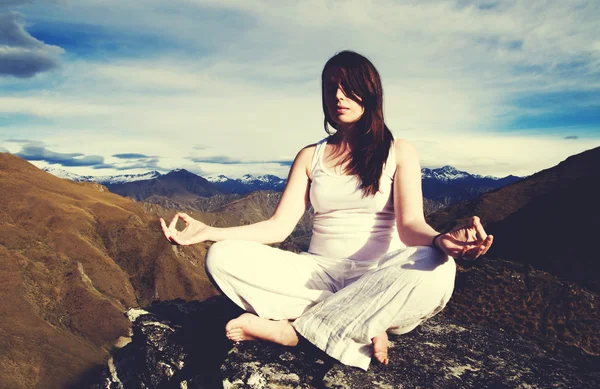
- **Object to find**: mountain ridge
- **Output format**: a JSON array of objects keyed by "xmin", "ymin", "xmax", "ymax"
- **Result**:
[{"xmin": 41, "ymin": 165, "xmax": 521, "ymax": 202}]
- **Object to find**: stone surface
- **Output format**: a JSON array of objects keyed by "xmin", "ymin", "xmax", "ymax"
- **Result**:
[{"xmin": 85, "ymin": 296, "xmax": 600, "ymax": 389}]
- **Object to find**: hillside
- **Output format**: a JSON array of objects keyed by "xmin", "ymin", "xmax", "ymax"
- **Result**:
[
  {"xmin": 427, "ymin": 146, "xmax": 600, "ymax": 293},
  {"xmin": 0, "ymin": 153, "xmax": 218, "ymax": 389}
]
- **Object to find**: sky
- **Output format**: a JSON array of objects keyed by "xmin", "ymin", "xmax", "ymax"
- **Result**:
[{"xmin": 0, "ymin": 0, "xmax": 599, "ymax": 179}]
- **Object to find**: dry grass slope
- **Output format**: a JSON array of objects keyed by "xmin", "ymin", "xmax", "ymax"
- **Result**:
[{"xmin": 0, "ymin": 153, "xmax": 218, "ymax": 389}]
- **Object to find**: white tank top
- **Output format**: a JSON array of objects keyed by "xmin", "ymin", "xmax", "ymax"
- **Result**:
[{"xmin": 308, "ymin": 138, "xmax": 405, "ymax": 261}]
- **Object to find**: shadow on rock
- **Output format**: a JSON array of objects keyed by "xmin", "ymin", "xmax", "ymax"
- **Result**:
[
  {"xmin": 78, "ymin": 295, "xmax": 600, "ymax": 389},
  {"xmin": 79, "ymin": 295, "xmax": 334, "ymax": 389},
  {"xmin": 78, "ymin": 295, "xmax": 243, "ymax": 388}
]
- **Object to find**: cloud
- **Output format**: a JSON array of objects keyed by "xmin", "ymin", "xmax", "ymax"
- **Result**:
[
  {"xmin": 564, "ymin": 135, "xmax": 579, "ymax": 140},
  {"xmin": 0, "ymin": 1, "xmax": 34, "ymax": 8},
  {"xmin": 416, "ymin": 132, "xmax": 600, "ymax": 177},
  {"xmin": 112, "ymin": 153, "xmax": 152, "ymax": 159},
  {"xmin": 90, "ymin": 163, "xmax": 116, "ymax": 169},
  {"xmin": 0, "ymin": 11, "xmax": 63, "ymax": 78},
  {"xmin": 111, "ymin": 156, "xmax": 163, "ymax": 171},
  {"xmin": 4, "ymin": 138, "xmax": 45, "ymax": 146},
  {"xmin": 0, "ymin": 146, "xmax": 8, "ymax": 152},
  {"xmin": 14, "ymin": 145, "xmax": 108, "ymax": 167},
  {"xmin": 0, "ymin": 96, "xmax": 120, "ymax": 117},
  {"xmin": 3, "ymin": 0, "xmax": 599, "ymax": 178},
  {"xmin": 188, "ymin": 155, "xmax": 293, "ymax": 166}
]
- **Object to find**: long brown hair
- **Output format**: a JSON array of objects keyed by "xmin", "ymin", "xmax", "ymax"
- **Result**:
[{"xmin": 322, "ymin": 50, "xmax": 394, "ymax": 196}]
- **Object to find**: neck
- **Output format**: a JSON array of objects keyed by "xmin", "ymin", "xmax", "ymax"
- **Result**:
[{"xmin": 328, "ymin": 126, "xmax": 357, "ymax": 148}]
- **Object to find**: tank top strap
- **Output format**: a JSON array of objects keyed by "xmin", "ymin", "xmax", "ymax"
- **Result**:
[{"xmin": 310, "ymin": 138, "xmax": 328, "ymax": 179}]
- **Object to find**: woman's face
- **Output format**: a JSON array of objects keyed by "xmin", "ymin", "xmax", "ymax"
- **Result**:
[{"xmin": 323, "ymin": 68, "xmax": 364, "ymax": 129}]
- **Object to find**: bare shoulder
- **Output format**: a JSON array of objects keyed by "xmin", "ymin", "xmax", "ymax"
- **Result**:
[
  {"xmin": 296, "ymin": 143, "xmax": 317, "ymax": 162},
  {"xmin": 393, "ymin": 138, "xmax": 419, "ymax": 165},
  {"xmin": 294, "ymin": 143, "xmax": 318, "ymax": 177},
  {"xmin": 298, "ymin": 143, "xmax": 317, "ymax": 155}
]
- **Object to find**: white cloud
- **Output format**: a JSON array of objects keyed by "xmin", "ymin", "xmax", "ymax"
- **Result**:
[
  {"xmin": 2, "ymin": 0, "xmax": 599, "ymax": 178},
  {"xmin": 415, "ymin": 132, "xmax": 600, "ymax": 177}
]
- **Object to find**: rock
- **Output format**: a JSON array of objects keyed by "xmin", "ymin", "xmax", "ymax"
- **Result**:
[
  {"xmin": 319, "ymin": 318, "xmax": 600, "ymax": 389},
  {"xmin": 84, "ymin": 296, "xmax": 244, "ymax": 389},
  {"xmin": 84, "ymin": 296, "xmax": 600, "ymax": 389},
  {"xmin": 221, "ymin": 340, "xmax": 333, "ymax": 388}
]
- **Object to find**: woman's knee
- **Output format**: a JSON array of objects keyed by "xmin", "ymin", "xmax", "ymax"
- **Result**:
[
  {"xmin": 381, "ymin": 246, "xmax": 448, "ymax": 271},
  {"xmin": 205, "ymin": 240, "xmax": 245, "ymax": 277},
  {"xmin": 411, "ymin": 246, "xmax": 454, "ymax": 272}
]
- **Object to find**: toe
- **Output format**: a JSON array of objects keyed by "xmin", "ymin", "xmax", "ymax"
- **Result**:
[
  {"xmin": 225, "ymin": 320, "xmax": 236, "ymax": 332},
  {"xmin": 374, "ymin": 351, "xmax": 387, "ymax": 364},
  {"xmin": 227, "ymin": 332, "xmax": 241, "ymax": 341}
]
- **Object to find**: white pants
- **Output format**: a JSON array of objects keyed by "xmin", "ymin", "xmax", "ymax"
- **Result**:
[{"xmin": 205, "ymin": 240, "xmax": 456, "ymax": 370}]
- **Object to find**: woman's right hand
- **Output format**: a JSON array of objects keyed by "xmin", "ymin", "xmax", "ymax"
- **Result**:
[{"xmin": 160, "ymin": 212, "xmax": 211, "ymax": 245}]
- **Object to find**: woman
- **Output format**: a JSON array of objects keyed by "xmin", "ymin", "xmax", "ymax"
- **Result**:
[{"xmin": 160, "ymin": 50, "xmax": 493, "ymax": 370}]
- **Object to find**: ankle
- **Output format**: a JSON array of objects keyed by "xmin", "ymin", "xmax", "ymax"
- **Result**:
[{"xmin": 275, "ymin": 321, "xmax": 299, "ymax": 347}]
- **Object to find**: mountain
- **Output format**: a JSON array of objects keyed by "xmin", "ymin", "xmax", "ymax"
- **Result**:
[
  {"xmin": 427, "ymin": 146, "xmax": 600, "ymax": 293},
  {"xmin": 105, "ymin": 169, "xmax": 223, "ymax": 201},
  {"xmin": 421, "ymin": 148, "xmax": 600, "ymax": 364},
  {"xmin": 421, "ymin": 165, "xmax": 522, "ymax": 203},
  {"xmin": 42, "ymin": 167, "xmax": 162, "ymax": 184},
  {"xmin": 0, "ymin": 153, "xmax": 217, "ymax": 389},
  {"xmin": 205, "ymin": 173, "xmax": 287, "ymax": 194},
  {"xmin": 43, "ymin": 166, "xmax": 519, "ymax": 205},
  {"xmin": 205, "ymin": 168, "xmax": 520, "ymax": 202}
]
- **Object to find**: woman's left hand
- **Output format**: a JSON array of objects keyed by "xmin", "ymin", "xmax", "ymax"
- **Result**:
[{"xmin": 434, "ymin": 216, "xmax": 494, "ymax": 260}]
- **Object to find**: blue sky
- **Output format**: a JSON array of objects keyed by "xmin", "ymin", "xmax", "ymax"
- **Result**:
[{"xmin": 1, "ymin": 0, "xmax": 599, "ymax": 178}]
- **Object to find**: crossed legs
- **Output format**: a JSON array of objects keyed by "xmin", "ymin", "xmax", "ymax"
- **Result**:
[{"xmin": 206, "ymin": 241, "xmax": 455, "ymax": 368}]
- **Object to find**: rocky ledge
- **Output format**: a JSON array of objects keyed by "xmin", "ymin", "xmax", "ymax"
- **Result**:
[{"xmin": 83, "ymin": 296, "xmax": 600, "ymax": 389}]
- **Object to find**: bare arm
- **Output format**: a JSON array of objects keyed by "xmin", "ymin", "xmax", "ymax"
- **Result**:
[
  {"xmin": 161, "ymin": 145, "xmax": 314, "ymax": 245},
  {"xmin": 207, "ymin": 145, "xmax": 314, "ymax": 243},
  {"xmin": 393, "ymin": 139, "xmax": 494, "ymax": 259},
  {"xmin": 393, "ymin": 139, "xmax": 439, "ymax": 246}
]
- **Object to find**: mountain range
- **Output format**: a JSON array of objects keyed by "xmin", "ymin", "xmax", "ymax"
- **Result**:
[
  {"xmin": 421, "ymin": 165, "xmax": 522, "ymax": 202},
  {"xmin": 42, "ymin": 167, "xmax": 162, "ymax": 184},
  {"xmin": 43, "ymin": 165, "xmax": 521, "ymax": 205}
]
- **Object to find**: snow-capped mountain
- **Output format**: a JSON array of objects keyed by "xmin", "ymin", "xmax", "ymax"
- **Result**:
[
  {"xmin": 421, "ymin": 166, "xmax": 521, "ymax": 202},
  {"xmin": 105, "ymin": 169, "xmax": 222, "ymax": 201},
  {"xmin": 422, "ymin": 165, "xmax": 473, "ymax": 181},
  {"xmin": 41, "ymin": 165, "xmax": 520, "ymax": 204},
  {"xmin": 42, "ymin": 167, "xmax": 162, "ymax": 185},
  {"xmin": 205, "ymin": 174, "xmax": 230, "ymax": 184},
  {"xmin": 94, "ymin": 171, "xmax": 162, "ymax": 185},
  {"xmin": 41, "ymin": 167, "xmax": 96, "ymax": 182},
  {"xmin": 205, "ymin": 174, "xmax": 287, "ymax": 194}
]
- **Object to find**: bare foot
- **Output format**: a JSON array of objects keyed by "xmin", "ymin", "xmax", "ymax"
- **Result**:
[
  {"xmin": 225, "ymin": 313, "xmax": 299, "ymax": 346},
  {"xmin": 372, "ymin": 331, "xmax": 389, "ymax": 365}
]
